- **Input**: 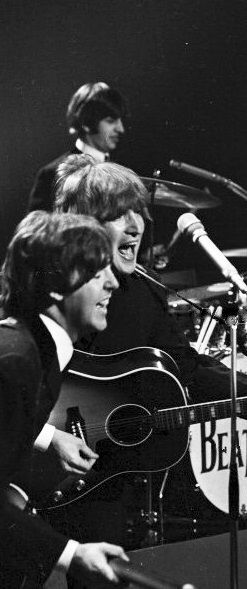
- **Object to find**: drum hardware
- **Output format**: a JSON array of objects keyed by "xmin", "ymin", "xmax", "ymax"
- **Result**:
[
  {"xmin": 141, "ymin": 176, "xmax": 221, "ymax": 209},
  {"xmin": 168, "ymin": 281, "xmax": 233, "ymax": 305},
  {"xmin": 141, "ymin": 243, "xmax": 170, "ymax": 272},
  {"xmin": 136, "ymin": 264, "xmax": 234, "ymax": 346},
  {"xmin": 152, "ymin": 228, "xmax": 182, "ymax": 272},
  {"xmin": 240, "ymin": 505, "xmax": 247, "ymax": 518},
  {"xmin": 145, "ymin": 170, "xmax": 161, "ymax": 268},
  {"xmin": 140, "ymin": 473, "xmax": 159, "ymax": 547},
  {"xmin": 208, "ymin": 346, "xmax": 231, "ymax": 361},
  {"xmin": 136, "ymin": 264, "xmax": 223, "ymax": 320},
  {"xmin": 168, "ymin": 300, "xmax": 200, "ymax": 342},
  {"xmin": 129, "ymin": 470, "xmax": 171, "ymax": 548},
  {"xmin": 141, "ymin": 168, "xmax": 220, "ymax": 273},
  {"xmin": 126, "ymin": 474, "xmax": 160, "ymax": 549},
  {"xmin": 194, "ymin": 305, "xmax": 223, "ymax": 354},
  {"xmin": 158, "ymin": 469, "xmax": 170, "ymax": 543}
]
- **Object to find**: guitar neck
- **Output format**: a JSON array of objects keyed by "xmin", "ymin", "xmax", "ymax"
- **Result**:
[{"xmin": 157, "ymin": 396, "xmax": 247, "ymax": 431}]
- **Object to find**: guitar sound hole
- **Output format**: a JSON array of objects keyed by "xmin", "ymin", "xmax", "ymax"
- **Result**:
[{"xmin": 106, "ymin": 404, "xmax": 152, "ymax": 447}]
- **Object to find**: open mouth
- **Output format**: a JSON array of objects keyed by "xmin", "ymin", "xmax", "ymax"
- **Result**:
[
  {"xmin": 118, "ymin": 241, "xmax": 138, "ymax": 261},
  {"xmin": 96, "ymin": 298, "xmax": 110, "ymax": 312}
]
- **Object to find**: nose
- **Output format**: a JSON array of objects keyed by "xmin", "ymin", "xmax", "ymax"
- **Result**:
[
  {"xmin": 104, "ymin": 265, "xmax": 119, "ymax": 291},
  {"xmin": 125, "ymin": 210, "xmax": 142, "ymax": 234},
  {"xmin": 115, "ymin": 118, "xmax": 125, "ymax": 134}
]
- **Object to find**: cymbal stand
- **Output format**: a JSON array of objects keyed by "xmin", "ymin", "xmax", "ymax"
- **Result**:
[
  {"xmin": 158, "ymin": 469, "xmax": 170, "ymax": 543},
  {"xmin": 147, "ymin": 169, "xmax": 163, "ymax": 269},
  {"xmin": 194, "ymin": 305, "xmax": 223, "ymax": 354},
  {"xmin": 148, "ymin": 182, "xmax": 156, "ymax": 269},
  {"xmin": 141, "ymin": 473, "xmax": 159, "ymax": 546}
]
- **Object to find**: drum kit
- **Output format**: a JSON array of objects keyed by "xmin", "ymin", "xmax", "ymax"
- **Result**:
[
  {"xmin": 141, "ymin": 174, "xmax": 247, "ymax": 365},
  {"xmin": 141, "ymin": 176, "xmax": 221, "ymax": 209},
  {"xmin": 133, "ymin": 175, "xmax": 247, "ymax": 548}
]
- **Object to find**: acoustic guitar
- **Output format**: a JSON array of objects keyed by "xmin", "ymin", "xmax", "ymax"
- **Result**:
[{"xmin": 28, "ymin": 347, "xmax": 247, "ymax": 513}]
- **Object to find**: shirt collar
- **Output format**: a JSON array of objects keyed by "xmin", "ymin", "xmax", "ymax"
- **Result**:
[
  {"xmin": 39, "ymin": 314, "xmax": 73, "ymax": 371},
  {"xmin": 76, "ymin": 138, "xmax": 109, "ymax": 163}
]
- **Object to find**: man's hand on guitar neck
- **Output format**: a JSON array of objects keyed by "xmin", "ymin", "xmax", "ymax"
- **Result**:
[
  {"xmin": 69, "ymin": 542, "xmax": 129, "ymax": 585},
  {"xmin": 50, "ymin": 429, "xmax": 99, "ymax": 475}
]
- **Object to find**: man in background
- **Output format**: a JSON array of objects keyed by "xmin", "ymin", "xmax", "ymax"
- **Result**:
[{"xmin": 28, "ymin": 82, "xmax": 126, "ymax": 212}]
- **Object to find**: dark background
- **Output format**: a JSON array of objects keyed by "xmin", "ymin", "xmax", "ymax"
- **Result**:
[{"xmin": 1, "ymin": 0, "xmax": 247, "ymax": 282}]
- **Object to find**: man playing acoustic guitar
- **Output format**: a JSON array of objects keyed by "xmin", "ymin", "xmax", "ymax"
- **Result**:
[
  {"xmin": 51, "ymin": 155, "xmax": 247, "ymax": 547},
  {"xmin": 0, "ymin": 210, "xmax": 129, "ymax": 587},
  {"xmin": 55, "ymin": 155, "xmax": 247, "ymax": 400}
]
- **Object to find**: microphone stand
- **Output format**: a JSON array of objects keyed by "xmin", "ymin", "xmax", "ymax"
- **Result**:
[
  {"xmin": 147, "ymin": 180, "xmax": 156, "ymax": 269},
  {"xmin": 169, "ymin": 159, "xmax": 247, "ymax": 203},
  {"xmin": 136, "ymin": 263, "xmax": 241, "ymax": 589},
  {"xmin": 135, "ymin": 263, "xmax": 228, "ymax": 329},
  {"xmin": 225, "ymin": 179, "xmax": 247, "ymax": 203},
  {"xmin": 147, "ymin": 169, "xmax": 164, "ymax": 269},
  {"xmin": 229, "ymin": 320, "xmax": 239, "ymax": 589}
]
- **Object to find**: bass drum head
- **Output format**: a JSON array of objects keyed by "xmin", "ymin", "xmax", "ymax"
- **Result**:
[
  {"xmin": 220, "ymin": 351, "xmax": 247, "ymax": 374},
  {"xmin": 189, "ymin": 417, "xmax": 247, "ymax": 516}
]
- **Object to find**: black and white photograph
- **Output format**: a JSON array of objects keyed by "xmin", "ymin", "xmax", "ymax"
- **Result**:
[{"xmin": 0, "ymin": 1, "xmax": 247, "ymax": 587}]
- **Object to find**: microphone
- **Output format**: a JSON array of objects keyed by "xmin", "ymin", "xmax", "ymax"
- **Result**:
[
  {"xmin": 170, "ymin": 159, "xmax": 228, "ymax": 185},
  {"xmin": 177, "ymin": 213, "xmax": 247, "ymax": 294}
]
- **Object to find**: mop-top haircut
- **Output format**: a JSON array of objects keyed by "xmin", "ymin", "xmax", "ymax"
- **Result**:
[
  {"xmin": 1, "ymin": 210, "xmax": 112, "ymax": 320},
  {"xmin": 67, "ymin": 82, "xmax": 127, "ymax": 138},
  {"xmin": 55, "ymin": 154, "xmax": 151, "ymax": 224}
]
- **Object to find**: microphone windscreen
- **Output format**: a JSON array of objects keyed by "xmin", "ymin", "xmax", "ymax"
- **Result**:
[{"xmin": 177, "ymin": 212, "xmax": 199, "ymax": 233}]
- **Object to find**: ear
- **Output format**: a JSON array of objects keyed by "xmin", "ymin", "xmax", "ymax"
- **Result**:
[{"xmin": 49, "ymin": 292, "xmax": 64, "ymax": 302}]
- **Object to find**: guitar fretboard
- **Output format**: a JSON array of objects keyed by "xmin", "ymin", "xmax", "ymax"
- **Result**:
[{"xmin": 156, "ymin": 396, "xmax": 247, "ymax": 431}]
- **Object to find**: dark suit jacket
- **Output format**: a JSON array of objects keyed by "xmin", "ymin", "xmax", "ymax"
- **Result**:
[
  {"xmin": 78, "ymin": 271, "xmax": 247, "ymax": 403},
  {"xmin": 0, "ymin": 318, "xmax": 68, "ymax": 586},
  {"xmin": 28, "ymin": 147, "xmax": 81, "ymax": 212}
]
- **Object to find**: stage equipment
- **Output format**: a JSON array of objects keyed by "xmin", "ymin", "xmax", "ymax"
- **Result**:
[
  {"xmin": 170, "ymin": 159, "xmax": 247, "ymax": 202},
  {"xmin": 141, "ymin": 177, "xmax": 220, "ymax": 209},
  {"xmin": 168, "ymin": 281, "xmax": 233, "ymax": 305},
  {"xmin": 128, "ymin": 530, "xmax": 247, "ymax": 589},
  {"xmin": 223, "ymin": 249, "xmax": 247, "ymax": 258},
  {"xmin": 177, "ymin": 213, "xmax": 247, "ymax": 294},
  {"xmin": 177, "ymin": 211, "xmax": 245, "ymax": 588}
]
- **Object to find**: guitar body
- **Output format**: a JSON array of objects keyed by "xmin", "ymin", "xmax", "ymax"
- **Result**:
[{"xmin": 32, "ymin": 347, "xmax": 188, "ymax": 510}]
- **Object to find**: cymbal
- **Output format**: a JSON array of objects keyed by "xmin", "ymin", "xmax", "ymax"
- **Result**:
[
  {"xmin": 141, "ymin": 177, "xmax": 221, "ymax": 209},
  {"xmin": 168, "ymin": 281, "xmax": 233, "ymax": 305},
  {"xmin": 222, "ymin": 248, "xmax": 247, "ymax": 258}
]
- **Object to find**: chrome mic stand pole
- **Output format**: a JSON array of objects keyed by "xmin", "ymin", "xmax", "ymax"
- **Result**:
[
  {"xmin": 148, "ymin": 180, "xmax": 155, "ymax": 269},
  {"xmin": 148, "ymin": 169, "xmax": 163, "ymax": 269},
  {"xmin": 229, "ymin": 321, "xmax": 239, "ymax": 589}
]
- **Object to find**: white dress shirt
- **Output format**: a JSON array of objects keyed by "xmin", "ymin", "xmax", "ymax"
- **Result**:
[
  {"xmin": 76, "ymin": 137, "xmax": 109, "ymax": 163},
  {"xmin": 34, "ymin": 314, "xmax": 74, "ymax": 451},
  {"xmin": 36, "ymin": 315, "xmax": 79, "ymax": 575}
]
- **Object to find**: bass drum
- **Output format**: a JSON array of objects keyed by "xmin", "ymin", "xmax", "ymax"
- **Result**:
[
  {"xmin": 189, "ymin": 417, "xmax": 247, "ymax": 516},
  {"xmin": 220, "ymin": 350, "xmax": 247, "ymax": 374},
  {"xmin": 168, "ymin": 299, "xmax": 200, "ymax": 342},
  {"xmin": 190, "ymin": 351, "xmax": 247, "ymax": 517}
]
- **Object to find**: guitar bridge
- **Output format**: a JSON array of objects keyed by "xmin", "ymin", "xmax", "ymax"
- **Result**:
[{"xmin": 66, "ymin": 406, "xmax": 88, "ymax": 444}]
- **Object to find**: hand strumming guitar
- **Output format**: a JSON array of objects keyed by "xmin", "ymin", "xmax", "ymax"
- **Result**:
[{"xmin": 51, "ymin": 429, "xmax": 99, "ymax": 475}]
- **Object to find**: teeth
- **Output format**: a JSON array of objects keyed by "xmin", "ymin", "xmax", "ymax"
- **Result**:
[
  {"xmin": 119, "ymin": 243, "xmax": 136, "ymax": 252},
  {"xmin": 97, "ymin": 299, "xmax": 110, "ymax": 308}
]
